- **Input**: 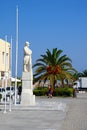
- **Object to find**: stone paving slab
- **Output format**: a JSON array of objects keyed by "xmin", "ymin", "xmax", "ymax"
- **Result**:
[
  {"xmin": 0, "ymin": 96, "xmax": 71, "ymax": 111},
  {"xmin": 0, "ymin": 93, "xmax": 87, "ymax": 130},
  {"xmin": 0, "ymin": 96, "xmax": 71, "ymax": 130},
  {"xmin": 61, "ymin": 92, "xmax": 87, "ymax": 130}
]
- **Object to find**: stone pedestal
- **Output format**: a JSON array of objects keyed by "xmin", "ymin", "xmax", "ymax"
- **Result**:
[{"xmin": 21, "ymin": 72, "xmax": 35, "ymax": 106}]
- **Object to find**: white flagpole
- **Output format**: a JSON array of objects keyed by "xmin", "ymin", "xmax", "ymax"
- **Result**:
[
  {"xmin": 15, "ymin": 6, "xmax": 18, "ymax": 105},
  {"xmin": 3, "ymin": 35, "xmax": 7, "ymax": 114},
  {"xmin": 9, "ymin": 36, "xmax": 12, "ymax": 111}
]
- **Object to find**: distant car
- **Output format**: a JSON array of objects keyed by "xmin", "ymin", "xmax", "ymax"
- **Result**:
[
  {"xmin": 6, "ymin": 86, "xmax": 15, "ymax": 97},
  {"xmin": 0, "ymin": 87, "xmax": 5, "ymax": 99}
]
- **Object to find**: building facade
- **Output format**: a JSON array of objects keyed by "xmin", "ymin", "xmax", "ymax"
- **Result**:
[{"xmin": 0, "ymin": 39, "xmax": 10, "ymax": 86}]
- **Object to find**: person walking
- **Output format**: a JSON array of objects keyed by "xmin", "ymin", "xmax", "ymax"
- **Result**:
[
  {"xmin": 18, "ymin": 85, "xmax": 22, "ymax": 103},
  {"xmin": 47, "ymin": 85, "xmax": 53, "ymax": 98}
]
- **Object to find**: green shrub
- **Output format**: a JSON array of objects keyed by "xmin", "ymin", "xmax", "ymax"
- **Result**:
[
  {"xmin": 55, "ymin": 87, "xmax": 73, "ymax": 97},
  {"xmin": 33, "ymin": 88, "xmax": 48, "ymax": 96},
  {"xmin": 0, "ymin": 93, "xmax": 2, "ymax": 100},
  {"xmin": 33, "ymin": 87, "xmax": 73, "ymax": 97}
]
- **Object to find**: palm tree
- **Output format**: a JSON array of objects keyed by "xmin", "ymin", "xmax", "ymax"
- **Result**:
[
  {"xmin": 78, "ymin": 69, "xmax": 87, "ymax": 77},
  {"xmin": 33, "ymin": 48, "xmax": 77, "ymax": 89}
]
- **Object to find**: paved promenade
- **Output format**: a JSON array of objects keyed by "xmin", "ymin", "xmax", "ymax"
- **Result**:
[
  {"xmin": 61, "ymin": 92, "xmax": 87, "ymax": 130},
  {"xmin": 0, "ymin": 92, "xmax": 87, "ymax": 130}
]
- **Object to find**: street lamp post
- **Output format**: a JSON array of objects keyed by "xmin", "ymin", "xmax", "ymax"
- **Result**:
[
  {"xmin": 3, "ymin": 35, "xmax": 7, "ymax": 114},
  {"xmin": 9, "ymin": 36, "xmax": 12, "ymax": 112},
  {"xmin": 15, "ymin": 6, "xmax": 18, "ymax": 105}
]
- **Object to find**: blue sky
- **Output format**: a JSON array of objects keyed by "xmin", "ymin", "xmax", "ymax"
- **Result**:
[{"xmin": 0, "ymin": 0, "xmax": 87, "ymax": 77}]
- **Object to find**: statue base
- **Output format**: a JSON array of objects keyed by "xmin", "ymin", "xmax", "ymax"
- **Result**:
[{"xmin": 21, "ymin": 72, "xmax": 35, "ymax": 106}]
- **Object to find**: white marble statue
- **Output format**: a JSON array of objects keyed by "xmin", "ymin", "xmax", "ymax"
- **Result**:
[{"xmin": 23, "ymin": 41, "xmax": 32, "ymax": 72}]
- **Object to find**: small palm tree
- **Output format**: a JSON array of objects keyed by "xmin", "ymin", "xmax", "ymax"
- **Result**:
[
  {"xmin": 78, "ymin": 70, "xmax": 87, "ymax": 77},
  {"xmin": 33, "ymin": 48, "xmax": 77, "ymax": 89}
]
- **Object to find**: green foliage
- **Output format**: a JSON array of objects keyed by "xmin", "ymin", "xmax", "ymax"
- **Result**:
[
  {"xmin": 0, "ymin": 93, "xmax": 2, "ymax": 99},
  {"xmin": 33, "ymin": 87, "xmax": 73, "ymax": 97},
  {"xmin": 33, "ymin": 48, "xmax": 77, "ymax": 88},
  {"xmin": 78, "ymin": 69, "xmax": 87, "ymax": 77},
  {"xmin": 53, "ymin": 87, "xmax": 73, "ymax": 97},
  {"xmin": 33, "ymin": 87, "xmax": 48, "ymax": 96}
]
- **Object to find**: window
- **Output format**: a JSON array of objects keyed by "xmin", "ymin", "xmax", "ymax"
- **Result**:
[
  {"xmin": 6, "ymin": 53, "xmax": 8, "ymax": 65},
  {"xmin": 2, "ymin": 52, "xmax": 5, "ymax": 64},
  {"xmin": 1, "ymin": 71, "xmax": 4, "ymax": 76}
]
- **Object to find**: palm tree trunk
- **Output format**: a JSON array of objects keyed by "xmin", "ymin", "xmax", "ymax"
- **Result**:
[{"xmin": 61, "ymin": 79, "xmax": 64, "ymax": 87}]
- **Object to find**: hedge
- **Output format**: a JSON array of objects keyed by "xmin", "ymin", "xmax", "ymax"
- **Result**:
[
  {"xmin": 33, "ymin": 87, "xmax": 48, "ymax": 96},
  {"xmin": 33, "ymin": 87, "xmax": 73, "ymax": 97}
]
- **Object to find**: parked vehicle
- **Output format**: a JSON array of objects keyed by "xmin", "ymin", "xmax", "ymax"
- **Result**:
[
  {"xmin": 0, "ymin": 87, "xmax": 5, "ymax": 99},
  {"xmin": 74, "ymin": 77, "xmax": 87, "ymax": 91},
  {"xmin": 79, "ymin": 77, "xmax": 87, "ymax": 88},
  {"xmin": 6, "ymin": 86, "xmax": 15, "ymax": 97}
]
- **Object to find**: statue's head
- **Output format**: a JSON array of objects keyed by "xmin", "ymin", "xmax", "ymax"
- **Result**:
[{"xmin": 25, "ymin": 41, "xmax": 30, "ymax": 47}]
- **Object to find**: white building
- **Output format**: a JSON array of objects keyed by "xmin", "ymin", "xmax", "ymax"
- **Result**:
[{"xmin": 0, "ymin": 39, "xmax": 11, "ymax": 86}]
